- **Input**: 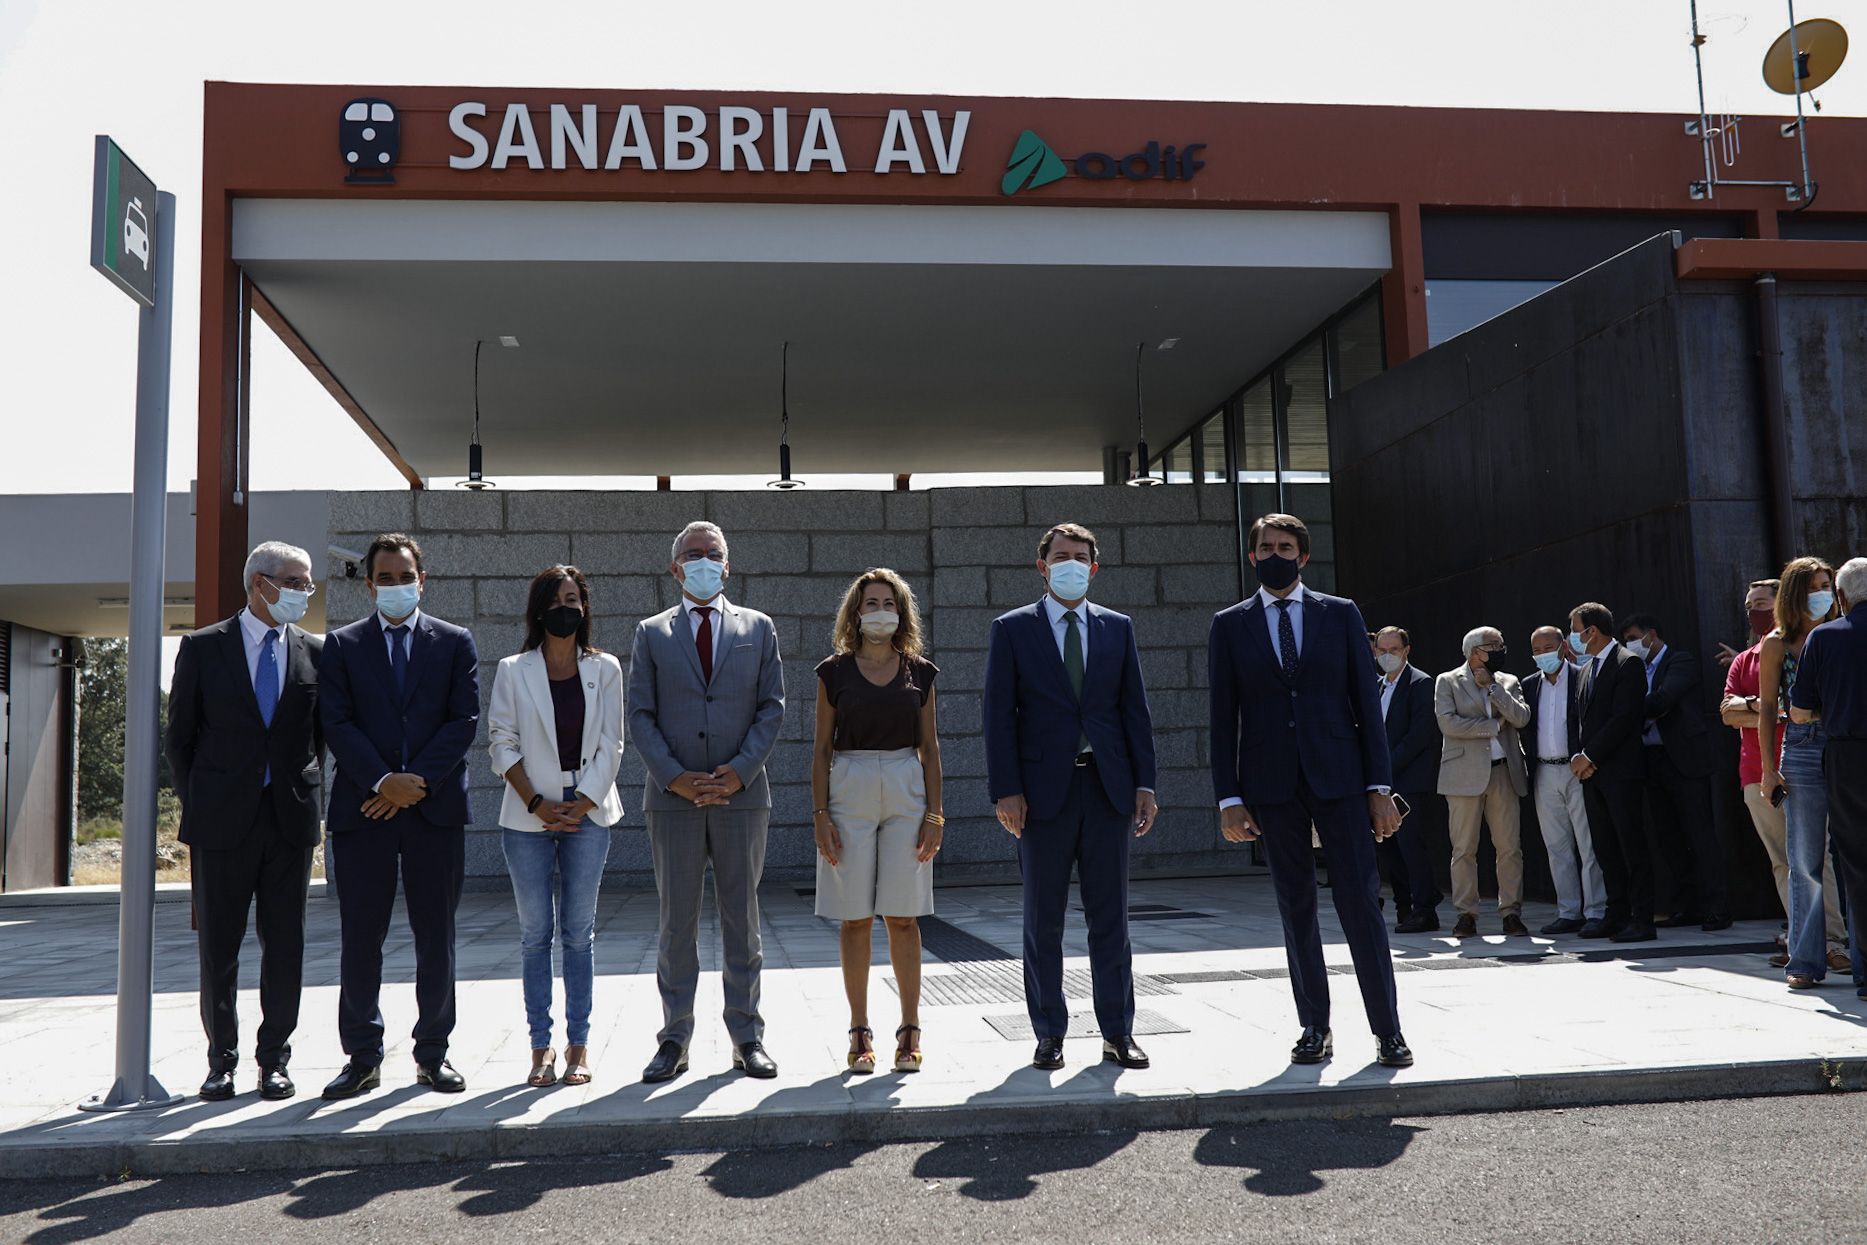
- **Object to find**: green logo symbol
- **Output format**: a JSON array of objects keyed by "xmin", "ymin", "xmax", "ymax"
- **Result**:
[{"xmin": 1001, "ymin": 129, "xmax": 1069, "ymax": 196}]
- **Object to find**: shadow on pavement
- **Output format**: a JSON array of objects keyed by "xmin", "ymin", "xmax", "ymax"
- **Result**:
[
  {"xmin": 1193, "ymin": 1116, "xmax": 1424, "ymax": 1195},
  {"xmin": 911, "ymin": 1127, "xmax": 1139, "ymax": 1201}
]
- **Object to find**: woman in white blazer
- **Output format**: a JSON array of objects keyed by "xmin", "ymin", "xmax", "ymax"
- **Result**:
[{"xmin": 488, "ymin": 565, "xmax": 625, "ymax": 1088}]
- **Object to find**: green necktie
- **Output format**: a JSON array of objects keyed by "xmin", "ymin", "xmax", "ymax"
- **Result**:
[{"xmin": 1064, "ymin": 610, "xmax": 1089, "ymax": 754}]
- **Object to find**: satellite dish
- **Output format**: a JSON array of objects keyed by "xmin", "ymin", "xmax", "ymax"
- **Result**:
[{"xmin": 1763, "ymin": 18, "xmax": 1848, "ymax": 95}]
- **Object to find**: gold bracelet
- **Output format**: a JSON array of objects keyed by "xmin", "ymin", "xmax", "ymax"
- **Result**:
[{"xmin": 922, "ymin": 812, "xmax": 946, "ymax": 826}]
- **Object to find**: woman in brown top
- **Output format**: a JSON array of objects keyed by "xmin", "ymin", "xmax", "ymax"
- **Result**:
[{"xmin": 813, "ymin": 567, "xmax": 943, "ymax": 1074}]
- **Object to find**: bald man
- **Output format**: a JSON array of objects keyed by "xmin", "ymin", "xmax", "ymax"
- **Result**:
[
  {"xmin": 1436, "ymin": 627, "xmax": 1531, "ymax": 938},
  {"xmin": 1526, "ymin": 626, "xmax": 1608, "ymax": 935}
]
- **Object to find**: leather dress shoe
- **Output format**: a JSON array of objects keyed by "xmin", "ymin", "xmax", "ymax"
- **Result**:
[
  {"xmin": 1451, "ymin": 913, "xmax": 1478, "ymax": 939},
  {"xmin": 1395, "ymin": 910, "xmax": 1441, "ymax": 934},
  {"xmin": 1576, "ymin": 918, "xmax": 1615, "ymax": 939},
  {"xmin": 733, "ymin": 1041, "xmax": 778, "ymax": 1079},
  {"xmin": 1540, "ymin": 917, "xmax": 1585, "ymax": 935},
  {"xmin": 1102, "ymin": 1036, "xmax": 1150, "ymax": 1069},
  {"xmin": 1828, "ymin": 948, "xmax": 1854, "ymax": 973},
  {"xmin": 321, "ymin": 1062, "xmax": 381, "ymax": 1100},
  {"xmin": 1769, "ymin": 951, "xmax": 1791, "ymax": 969},
  {"xmin": 1700, "ymin": 913, "xmax": 1733, "ymax": 932},
  {"xmin": 1611, "ymin": 922, "xmax": 1658, "ymax": 943},
  {"xmin": 259, "ymin": 1066, "xmax": 295, "ymax": 1101},
  {"xmin": 1290, "ymin": 1027, "xmax": 1332, "ymax": 1065},
  {"xmin": 416, "ymin": 1060, "xmax": 466, "ymax": 1093},
  {"xmin": 1376, "ymin": 1034, "xmax": 1415, "ymax": 1068},
  {"xmin": 1655, "ymin": 911, "xmax": 1699, "ymax": 929},
  {"xmin": 1032, "ymin": 1037, "xmax": 1065, "ymax": 1070},
  {"xmin": 198, "ymin": 1070, "xmax": 236, "ymax": 1102},
  {"xmin": 641, "ymin": 1040, "xmax": 689, "ymax": 1084},
  {"xmin": 1501, "ymin": 914, "xmax": 1530, "ymax": 937}
]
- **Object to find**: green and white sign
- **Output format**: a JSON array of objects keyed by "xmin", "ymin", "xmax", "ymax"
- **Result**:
[{"xmin": 91, "ymin": 136, "xmax": 160, "ymax": 307}]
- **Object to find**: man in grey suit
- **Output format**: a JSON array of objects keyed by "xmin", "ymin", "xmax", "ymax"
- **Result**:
[
  {"xmin": 629, "ymin": 521, "xmax": 786, "ymax": 1082},
  {"xmin": 1435, "ymin": 626, "xmax": 1531, "ymax": 939}
]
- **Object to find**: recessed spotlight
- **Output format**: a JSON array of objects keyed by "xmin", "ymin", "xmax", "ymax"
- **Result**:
[
  {"xmin": 498, "ymin": 335, "xmax": 520, "ymax": 348},
  {"xmin": 1156, "ymin": 337, "xmax": 1180, "ymax": 350}
]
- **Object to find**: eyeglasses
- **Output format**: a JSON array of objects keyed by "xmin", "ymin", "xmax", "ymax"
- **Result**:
[
  {"xmin": 1480, "ymin": 644, "xmax": 1508, "ymax": 656},
  {"xmin": 263, "ymin": 574, "xmax": 317, "ymax": 596}
]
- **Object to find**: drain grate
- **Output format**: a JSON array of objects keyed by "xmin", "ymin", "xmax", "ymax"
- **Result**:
[
  {"xmin": 895, "ymin": 963, "xmax": 1179, "ymax": 1005},
  {"xmin": 917, "ymin": 916, "xmax": 1018, "ymax": 964},
  {"xmin": 983, "ymin": 1008, "xmax": 1189, "ymax": 1041}
]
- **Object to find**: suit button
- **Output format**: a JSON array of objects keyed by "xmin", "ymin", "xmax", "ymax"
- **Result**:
[
  {"xmin": 699, "ymin": 731, "xmax": 707, "ymax": 739},
  {"xmin": 1288, "ymin": 721, "xmax": 1296, "ymax": 728}
]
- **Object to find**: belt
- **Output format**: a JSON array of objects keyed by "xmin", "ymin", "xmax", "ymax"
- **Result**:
[
  {"xmin": 1074, "ymin": 751, "xmax": 1096, "ymax": 768},
  {"xmin": 1537, "ymin": 757, "xmax": 1570, "ymax": 765}
]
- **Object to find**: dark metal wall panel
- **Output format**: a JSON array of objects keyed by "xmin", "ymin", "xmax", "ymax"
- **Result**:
[
  {"xmin": 1423, "ymin": 212, "xmax": 1743, "ymax": 281},
  {"xmin": 0, "ymin": 624, "xmax": 73, "ymax": 892},
  {"xmin": 1781, "ymin": 289, "xmax": 1867, "ymax": 557}
]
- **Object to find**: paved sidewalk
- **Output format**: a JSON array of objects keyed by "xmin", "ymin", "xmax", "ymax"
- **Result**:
[{"xmin": 2, "ymin": 873, "xmax": 1864, "ymax": 1178}]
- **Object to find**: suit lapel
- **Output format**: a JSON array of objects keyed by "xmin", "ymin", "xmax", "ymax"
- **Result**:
[
  {"xmin": 710, "ymin": 601, "xmax": 744, "ymax": 682},
  {"xmin": 396, "ymin": 614, "xmax": 435, "ymax": 707},
  {"xmin": 222, "ymin": 618, "xmax": 265, "ymax": 726},
  {"xmin": 521, "ymin": 648, "xmax": 558, "ymax": 760},
  {"xmin": 1241, "ymin": 597, "xmax": 1285, "ymax": 683},
  {"xmin": 1296, "ymin": 593, "xmax": 1324, "ymax": 678},
  {"xmin": 1031, "ymin": 600, "xmax": 1075, "ymax": 701},
  {"xmin": 1084, "ymin": 604, "xmax": 1116, "ymax": 701},
  {"xmin": 274, "ymin": 624, "xmax": 311, "ymax": 720}
]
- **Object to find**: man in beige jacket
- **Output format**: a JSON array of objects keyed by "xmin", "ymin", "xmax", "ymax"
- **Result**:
[{"xmin": 1436, "ymin": 627, "xmax": 1531, "ymax": 938}]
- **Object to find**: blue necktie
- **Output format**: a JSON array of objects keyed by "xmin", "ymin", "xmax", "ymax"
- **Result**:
[
  {"xmin": 388, "ymin": 625, "xmax": 409, "ymax": 694},
  {"xmin": 256, "ymin": 629, "xmax": 279, "ymax": 785},
  {"xmin": 1275, "ymin": 600, "xmax": 1299, "ymax": 680}
]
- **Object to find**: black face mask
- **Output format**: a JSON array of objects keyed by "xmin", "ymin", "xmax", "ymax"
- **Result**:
[
  {"xmin": 1253, "ymin": 553, "xmax": 1302, "ymax": 592},
  {"xmin": 542, "ymin": 605, "xmax": 583, "ymax": 639}
]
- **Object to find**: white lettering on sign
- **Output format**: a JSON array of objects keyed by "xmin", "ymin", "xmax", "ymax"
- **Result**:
[{"xmin": 442, "ymin": 103, "xmax": 970, "ymax": 177}]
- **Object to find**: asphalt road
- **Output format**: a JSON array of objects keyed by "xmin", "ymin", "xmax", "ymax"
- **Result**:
[{"xmin": 3, "ymin": 1093, "xmax": 1864, "ymax": 1244}]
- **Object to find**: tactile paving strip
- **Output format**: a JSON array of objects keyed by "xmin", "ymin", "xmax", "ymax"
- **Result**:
[{"xmin": 983, "ymin": 1008, "xmax": 1189, "ymax": 1041}]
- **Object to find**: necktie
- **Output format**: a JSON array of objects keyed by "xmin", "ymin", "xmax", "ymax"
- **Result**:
[
  {"xmin": 257, "ymin": 629, "xmax": 279, "ymax": 787},
  {"xmin": 1274, "ymin": 599, "xmax": 1299, "ymax": 680},
  {"xmin": 1063, "ymin": 610, "xmax": 1089, "ymax": 753},
  {"xmin": 388, "ymin": 625, "xmax": 409, "ymax": 694},
  {"xmin": 695, "ymin": 607, "xmax": 714, "ymax": 683}
]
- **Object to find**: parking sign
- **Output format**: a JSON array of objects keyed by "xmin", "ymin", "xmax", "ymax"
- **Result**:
[{"xmin": 91, "ymin": 136, "xmax": 160, "ymax": 307}]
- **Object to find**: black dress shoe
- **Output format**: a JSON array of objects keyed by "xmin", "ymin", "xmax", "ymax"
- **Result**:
[
  {"xmin": 1290, "ymin": 1027, "xmax": 1332, "ymax": 1065},
  {"xmin": 1451, "ymin": 913, "xmax": 1478, "ymax": 939},
  {"xmin": 1032, "ymin": 1037, "xmax": 1065, "ymax": 1070},
  {"xmin": 733, "ymin": 1042, "xmax": 778, "ymax": 1079},
  {"xmin": 259, "ymin": 1066, "xmax": 295, "ymax": 1101},
  {"xmin": 1655, "ymin": 911, "xmax": 1698, "ymax": 929},
  {"xmin": 1102, "ymin": 1036, "xmax": 1150, "ymax": 1069},
  {"xmin": 1395, "ymin": 910, "xmax": 1441, "ymax": 934},
  {"xmin": 641, "ymin": 1040, "xmax": 689, "ymax": 1084},
  {"xmin": 198, "ymin": 1070, "xmax": 236, "ymax": 1102},
  {"xmin": 1611, "ymin": 922, "xmax": 1658, "ymax": 943},
  {"xmin": 1540, "ymin": 917, "xmax": 1586, "ymax": 935},
  {"xmin": 1502, "ymin": 914, "xmax": 1530, "ymax": 937},
  {"xmin": 1376, "ymin": 1034, "xmax": 1415, "ymax": 1068},
  {"xmin": 416, "ymin": 1060, "xmax": 466, "ymax": 1093},
  {"xmin": 1700, "ymin": 913, "xmax": 1733, "ymax": 932},
  {"xmin": 1576, "ymin": 918, "xmax": 1614, "ymax": 939},
  {"xmin": 321, "ymin": 1062, "xmax": 381, "ymax": 1100}
]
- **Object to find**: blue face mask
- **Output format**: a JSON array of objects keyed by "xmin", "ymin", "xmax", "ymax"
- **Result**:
[
  {"xmin": 1567, "ymin": 630, "xmax": 1588, "ymax": 655},
  {"xmin": 1534, "ymin": 651, "xmax": 1563, "ymax": 676},
  {"xmin": 1046, "ymin": 559, "xmax": 1092, "ymax": 602},
  {"xmin": 680, "ymin": 556, "xmax": 725, "ymax": 601},
  {"xmin": 1809, "ymin": 590, "xmax": 1836, "ymax": 619},
  {"xmin": 374, "ymin": 582, "xmax": 421, "ymax": 620}
]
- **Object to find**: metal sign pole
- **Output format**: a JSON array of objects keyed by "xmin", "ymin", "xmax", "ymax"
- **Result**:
[{"xmin": 81, "ymin": 188, "xmax": 183, "ymax": 1113}]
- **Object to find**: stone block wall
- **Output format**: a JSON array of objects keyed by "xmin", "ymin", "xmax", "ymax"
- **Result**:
[{"xmin": 325, "ymin": 483, "xmax": 1334, "ymax": 888}]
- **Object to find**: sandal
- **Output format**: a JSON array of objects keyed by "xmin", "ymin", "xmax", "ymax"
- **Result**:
[
  {"xmin": 527, "ymin": 1048, "xmax": 558, "ymax": 1088},
  {"xmin": 562, "ymin": 1045, "xmax": 593, "ymax": 1086},
  {"xmin": 847, "ymin": 1027, "xmax": 876, "ymax": 1075},
  {"xmin": 894, "ymin": 1024, "xmax": 922, "ymax": 1074}
]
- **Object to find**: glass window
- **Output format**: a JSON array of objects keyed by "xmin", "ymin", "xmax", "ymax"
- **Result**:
[
  {"xmin": 1199, "ymin": 411, "xmax": 1227, "ymax": 483},
  {"xmin": 1330, "ymin": 293, "xmax": 1384, "ymax": 396},
  {"xmin": 1160, "ymin": 438, "xmax": 1193, "ymax": 484},
  {"xmin": 1278, "ymin": 337, "xmax": 1329, "ymax": 476},
  {"xmin": 1237, "ymin": 378, "xmax": 1275, "ymax": 480},
  {"xmin": 1425, "ymin": 279, "xmax": 1557, "ymax": 348}
]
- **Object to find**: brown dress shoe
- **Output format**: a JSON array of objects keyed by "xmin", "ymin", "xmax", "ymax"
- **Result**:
[
  {"xmin": 1452, "ymin": 913, "xmax": 1478, "ymax": 939},
  {"xmin": 1828, "ymin": 948, "xmax": 1853, "ymax": 973}
]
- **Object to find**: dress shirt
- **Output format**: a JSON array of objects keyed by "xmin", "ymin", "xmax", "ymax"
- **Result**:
[
  {"xmin": 1378, "ymin": 670, "xmax": 1400, "ymax": 719},
  {"xmin": 372, "ymin": 608, "xmax": 421, "ymax": 792},
  {"xmin": 1535, "ymin": 662, "xmax": 1571, "ymax": 760},
  {"xmin": 1039, "ymin": 593, "xmax": 1152, "ymax": 792},
  {"xmin": 1724, "ymin": 642, "xmax": 1772, "ymax": 786},
  {"xmin": 1640, "ymin": 642, "xmax": 1667, "ymax": 746},
  {"xmin": 238, "ymin": 607, "xmax": 288, "ymax": 705},
  {"xmin": 1257, "ymin": 583, "xmax": 1310, "ymax": 667},
  {"xmin": 681, "ymin": 593, "xmax": 727, "ymax": 668},
  {"xmin": 1483, "ymin": 682, "xmax": 1506, "ymax": 760}
]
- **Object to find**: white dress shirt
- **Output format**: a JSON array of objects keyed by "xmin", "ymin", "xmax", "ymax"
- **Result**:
[
  {"xmin": 238, "ymin": 607, "xmax": 288, "ymax": 703},
  {"xmin": 1378, "ymin": 669, "xmax": 1401, "ymax": 719},
  {"xmin": 1043, "ymin": 592, "xmax": 1090, "ymax": 664},
  {"xmin": 1257, "ymin": 584, "xmax": 1309, "ymax": 667},
  {"xmin": 1535, "ymin": 662, "xmax": 1572, "ymax": 761},
  {"xmin": 681, "ymin": 593, "xmax": 727, "ymax": 667}
]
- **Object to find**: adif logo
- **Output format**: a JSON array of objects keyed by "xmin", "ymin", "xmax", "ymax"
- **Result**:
[{"xmin": 1001, "ymin": 128, "xmax": 1206, "ymax": 196}]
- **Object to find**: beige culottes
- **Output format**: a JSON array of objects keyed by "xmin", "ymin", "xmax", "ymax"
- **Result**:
[{"xmin": 816, "ymin": 748, "xmax": 935, "ymax": 920}]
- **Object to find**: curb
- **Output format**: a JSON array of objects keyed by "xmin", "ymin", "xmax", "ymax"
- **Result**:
[{"xmin": 4, "ymin": 1056, "xmax": 1861, "ymax": 1180}]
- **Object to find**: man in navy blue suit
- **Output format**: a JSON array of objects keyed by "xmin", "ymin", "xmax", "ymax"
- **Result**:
[
  {"xmin": 318, "ymin": 534, "xmax": 481, "ymax": 1098},
  {"xmin": 985, "ymin": 523, "xmax": 1158, "ymax": 1072},
  {"xmin": 1207, "ymin": 513, "xmax": 1413, "ymax": 1068}
]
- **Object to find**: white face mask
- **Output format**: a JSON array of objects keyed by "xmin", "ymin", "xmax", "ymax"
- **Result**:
[
  {"xmin": 1375, "ymin": 652, "xmax": 1404, "ymax": 675},
  {"xmin": 860, "ymin": 610, "xmax": 900, "ymax": 641},
  {"xmin": 267, "ymin": 586, "xmax": 310, "ymax": 625},
  {"xmin": 1625, "ymin": 638, "xmax": 1649, "ymax": 660}
]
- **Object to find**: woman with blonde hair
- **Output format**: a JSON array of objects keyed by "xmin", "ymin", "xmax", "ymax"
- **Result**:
[
  {"xmin": 1758, "ymin": 555, "xmax": 1848, "ymax": 990},
  {"xmin": 812, "ymin": 567, "xmax": 943, "ymax": 1074}
]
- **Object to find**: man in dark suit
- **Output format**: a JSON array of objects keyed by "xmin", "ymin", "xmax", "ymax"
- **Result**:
[
  {"xmin": 165, "ymin": 541, "xmax": 324, "ymax": 1102},
  {"xmin": 1208, "ymin": 513, "xmax": 1411, "ymax": 1068},
  {"xmin": 1567, "ymin": 602, "xmax": 1654, "ymax": 942},
  {"xmin": 1373, "ymin": 626, "xmax": 1443, "ymax": 933},
  {"xmin": 985, "ymin": 522, "xmax": 1158, "ymax": 1073},
  {"xmin": 318, "ymin": 533, "xmax": 480, "ymax": 1098},
  {"xmin": 1620, "ymin": 614, "xmax": 1729, "ymax": 930}
]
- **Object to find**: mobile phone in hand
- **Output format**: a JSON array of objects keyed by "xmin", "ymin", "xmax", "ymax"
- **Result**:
[
  {"xmin": 1770, "ymin": 784, "xmax": 1787, "ymax": 809},
  {"xmin": 1392, "ymin": 793, "xmax": 1411, "ymax": 822}
]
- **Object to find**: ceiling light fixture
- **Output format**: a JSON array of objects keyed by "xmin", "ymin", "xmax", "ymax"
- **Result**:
[
  {"xmin": 1127, "ymin": 340, "xmax": 1161, "ymax": 487},
  {"xmin": 459, "ymin": 336, "xmax": 518, "ymax": 490},
  {"xmin": 768, "ymin": 341, "xmax": 805, "ymax": 490},
  {"xmin": 1157, "ymin": 337, "xmax": 1181, "ymax": 350}
]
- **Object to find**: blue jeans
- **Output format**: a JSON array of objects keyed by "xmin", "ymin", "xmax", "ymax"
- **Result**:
[
  {"xmin": 1783, "ymin": 721, "xmax": 1845, "ymax": 980},
  {"xmin": 503, "ymin": 799, "xmax": 611, "ymax": 1048}
]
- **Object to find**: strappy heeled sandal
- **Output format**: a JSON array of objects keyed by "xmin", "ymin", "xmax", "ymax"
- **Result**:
[
  {"xmin": 847, "ymin": 1026, "xmax": 876, "ymax": 1074},
  {"xmin": 527, "ymin": 1048, "xmax": 558, "ymax": 1088},
  {"xmin": 562, "ymin": 1044, "xmax": 593, "ymax": 1086},
  {"xmin": 894, "ymin": 1024, "xmax": 923, "ymax": 1073}
]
